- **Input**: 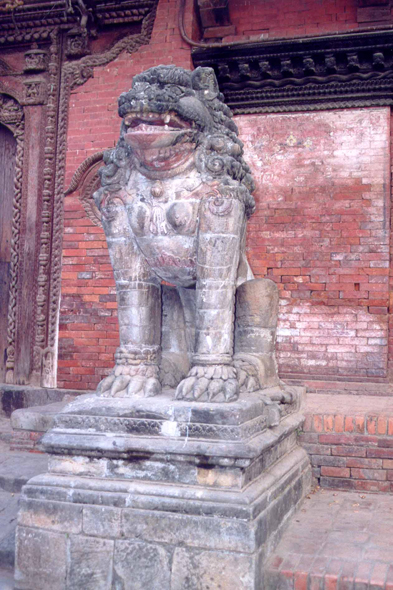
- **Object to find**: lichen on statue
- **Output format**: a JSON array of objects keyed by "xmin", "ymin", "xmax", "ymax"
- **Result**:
[{"xmin": 94, "ymin": 65, "xmax": 283, "ymax": 403}]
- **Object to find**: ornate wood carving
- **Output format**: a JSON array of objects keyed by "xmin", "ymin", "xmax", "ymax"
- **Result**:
[
  {"xmin": 0, "ymin": 57, "xmax": 14, "ymax": 76},
  {"xmin": 64, "ymin": 151, "xmax": 104, "ymax": 227},
  {"xmin": 192, "ymin": 30, "xmax": 393, "ymax": 113},
  {"xmin": 45, "ymin": 8, "xmax": 158, "ymax": 387},
  {"xmin": 0, "ymin": 0, "xmax": 157, "ymax": 46},
  {"xmin": 31, "ymin": 30, "xmax": 61, "ymax": 386},
  {"xmin": 24, "ymin": 48, "xmax": 48, "ymax": 73},
  {"xmin": 0, "ymin": 93, "xmax": 24, "ymax": 384},
  {"xmin": 22, "ymin": 79, "xmax": 46, "ymax": 105}
]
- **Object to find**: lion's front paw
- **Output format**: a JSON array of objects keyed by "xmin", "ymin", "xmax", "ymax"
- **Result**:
[
  {"xmin": 96, "ymin": 365, "xmax": 161, "ymax": 398},
  {"xmin": 175, "ymin": 365, "xmax": 239, "ymax": 403}
]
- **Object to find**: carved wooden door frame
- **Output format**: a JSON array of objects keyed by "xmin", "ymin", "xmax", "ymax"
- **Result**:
[
  {"xmin": 0, "ymin": 93, "xmax": 24, "ymax": 384},
  {"xmin": 0, "ymin": 3, "xmax": 158, "ymax": 388}
]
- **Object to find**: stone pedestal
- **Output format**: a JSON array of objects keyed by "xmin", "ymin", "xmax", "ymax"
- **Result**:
[{"xmin": 14, "ymin": 387, "xmax": 311, "ymax": 590}]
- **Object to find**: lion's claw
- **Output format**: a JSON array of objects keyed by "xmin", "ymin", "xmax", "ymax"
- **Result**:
[
  {"xmin": 233, "ymin": 358, "xmax": 261, "ymax": 394},
  {"xmin": 96, "ymin": 365, "xmax": 161, "ymax": 398},
  {"xmin": 96, "ymin": 374, "xmax": 115, "ymax": 396},
  {"xmin": 176, "ymin": 365, "xmax": 239, "ymax": 403},
  {"xmin": 110, "ymin": 375, "xmax": 131, "ymax": 396}
]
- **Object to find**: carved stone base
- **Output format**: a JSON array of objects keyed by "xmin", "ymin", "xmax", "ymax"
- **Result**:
[{"xmin": 14, "ymin": 389, "xmax": 311, "ymax": 590}]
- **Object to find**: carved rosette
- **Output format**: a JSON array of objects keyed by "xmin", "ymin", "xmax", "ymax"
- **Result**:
[
  {"xmin": 24, "ymin": 48, "xmax": 47, "ymax": 73},
  {"xmin": 23, "ymin": 79, "xmax": 46, "ymax": 105},
  {"xmin": 65, "ymin": 28, "xmax": 90, "ymax": 59}
]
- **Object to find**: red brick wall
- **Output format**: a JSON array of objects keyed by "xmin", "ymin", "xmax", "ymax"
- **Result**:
[
  {"xmin": 223, "ymin": 0, "xmax": 392, "ymax": 43},
  {"xmin": 237, "ymin": 108, "xmax": 391, "ymax": 380},
  {"xmin": 301, "ymin": 392, "xmax": 393, "ymax": 492},
  {"xmin": 389, "ymin": 115, "xmax": 393, "ymax": 379}
]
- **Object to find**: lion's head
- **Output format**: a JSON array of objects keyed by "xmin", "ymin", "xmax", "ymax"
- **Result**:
[{"xmin": 110, "ymin": 65, "xmax": 255, "ymax": 217}]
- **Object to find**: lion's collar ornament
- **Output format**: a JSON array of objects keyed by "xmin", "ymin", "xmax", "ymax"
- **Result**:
[{"xmin": 94, "ymin": 65, "xmax": 288, "ymax": 405}]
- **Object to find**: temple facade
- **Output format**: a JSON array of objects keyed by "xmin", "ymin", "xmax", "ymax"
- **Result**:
[{"xmin": 2, "ymin": 0, "xmax": 393, "ymax": 491}]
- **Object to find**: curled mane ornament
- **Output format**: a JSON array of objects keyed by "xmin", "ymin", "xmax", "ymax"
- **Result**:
[{"xmin": 94, "ymin": 65, "xmax": 285, "ymax": 404}]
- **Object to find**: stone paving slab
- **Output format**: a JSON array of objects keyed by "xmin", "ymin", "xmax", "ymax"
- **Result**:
[
  {"xmin": 265, "ymin": 488, "xmax": 393, "ymax": 589},
  {"xmin": 0, "ymin": 492, "xmax": 20, "ymax": 570},
  {"xmin": 0, "ymin": 568, "xmax": 14, "ymax": 589},
  {"xmin": 0, "ymin": 441, "xmax": 48, "ymax": 575},
  {"xmin": 0, "ymin": 419, "xmax": 13, "ymax": 446},
  {"xmin": 0, "ymin": 444, "xmax": 48, "ymax": 494}
]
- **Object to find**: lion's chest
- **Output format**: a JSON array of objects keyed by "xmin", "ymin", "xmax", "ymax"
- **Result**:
[{"xmin": 126, "ymin": 169, "xmax": 203, "ymax": 287}]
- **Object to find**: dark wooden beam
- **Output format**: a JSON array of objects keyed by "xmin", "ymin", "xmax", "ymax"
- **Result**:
[{"xmin": 192, "ymin": 29, "xmax": 393, "ymax": 113}]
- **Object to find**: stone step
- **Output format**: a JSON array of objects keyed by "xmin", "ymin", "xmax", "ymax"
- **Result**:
[
  {"xmin": 264, "ymin": 488, "xmax": 393, "ymax": 589},
  {"xmin": 10, "ymin": 401, "xmax": 70, "ymax": 452},
  {"xmin": 10, "ymin": 400, "xmax": 68, "ymax": 435},
  {"xmin": 0, "ymin": 384, "xmax": 83, "ymax": 418}
]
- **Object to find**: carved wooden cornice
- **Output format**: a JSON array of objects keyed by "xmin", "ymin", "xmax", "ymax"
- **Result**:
[
  {"xmin": 0, "ymin": 0, "xmax": 157, "ymax": 47},
  {"xmin": 192, "ymin": 29, "xmax": 393, "ymax": 113}
]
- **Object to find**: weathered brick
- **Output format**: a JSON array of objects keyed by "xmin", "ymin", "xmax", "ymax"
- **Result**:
[
  {"xmin": 313, "ymin": 416, "xmax": 323, "ymax": 433},
  {"xmin": 367, "ymin": 448, "xmax": 393, "ymax": 458},
  {"xmin": 350, "ymin": 468, "xmax": 386, "ymax": 481},
  {"xmin": 331, "ymin": 446, "xmax": 366, "ymax": 458},
  {"xmin": 301, "ymin": 444, "xmax": 331, "ymax": 456},
  {"xmin": 377, "ymin": 438, "xmax": 393, "ymax": 448},
  {"xmin": 334, "ymin": 415, "xmax": 344, "ymax": 433},
  {"xmin": 344, "ymin": 417, "xmax": 354, "ymax": 433},
  {"xmin": 320, "ymin": 477, "xmax": 355, "ymax": 490},
  {"xmin": 367, "ymin": 416, "xmax": 377, "ymax": 434},
  {"xmin": 310, "ymin": 455, "xmax": 346, "ymax": 468},
  {"xmin": 320, "ymin": 466, "xmax": 350, "ymax": 478},
  {"xmin": 345, "ymin": 457, "xmax": 382, "ymax": 469},
  {"xmin": 354, "ymin": 480, "xmax": 390, "ymax": 492}
]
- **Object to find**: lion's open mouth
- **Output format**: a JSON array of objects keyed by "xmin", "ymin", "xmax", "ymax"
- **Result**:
[
  {"xmin": 124, "ymin": 111, "xmax": 192, "ymax": 132},
  {"xmin": 124, "ymin": 111, "xmax": 196, "ymax": 173}
]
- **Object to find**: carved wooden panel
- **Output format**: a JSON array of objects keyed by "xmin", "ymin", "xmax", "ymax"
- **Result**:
[{"xmin": 0, "ymin": 124, "xmax": 16, "ymax": 381}]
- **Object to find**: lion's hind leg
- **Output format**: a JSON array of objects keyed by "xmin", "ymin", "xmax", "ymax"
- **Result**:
[{"xmin": 234, "ymin": 278, "xmax": 281, "ymax": 393}]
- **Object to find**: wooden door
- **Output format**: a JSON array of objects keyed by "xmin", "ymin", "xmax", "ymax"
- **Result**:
[{"xmin": 0, "ymin": 124, "xmax": 16, "ymax": 381}]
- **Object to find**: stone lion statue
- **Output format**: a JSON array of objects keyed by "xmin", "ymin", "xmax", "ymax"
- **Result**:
[{"xmin": 94, "ymin": 65, "xmax": 283, "ymax": 403}]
